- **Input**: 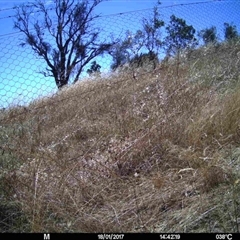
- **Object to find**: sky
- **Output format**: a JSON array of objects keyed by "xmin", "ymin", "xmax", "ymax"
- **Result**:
[{"xmin": 0, "ymin": 0, "xmax": 239, "ymax": 108}]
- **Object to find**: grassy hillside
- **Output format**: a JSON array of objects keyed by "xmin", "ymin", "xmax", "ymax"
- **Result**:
[{"xmin": 1, "ymin": 41, "xmax": 240, "ymax": 232}]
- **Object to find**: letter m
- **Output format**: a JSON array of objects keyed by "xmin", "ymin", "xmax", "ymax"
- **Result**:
[{"xmin": 44, "ymin": 234, "xmax": 50, "ymax": 240}]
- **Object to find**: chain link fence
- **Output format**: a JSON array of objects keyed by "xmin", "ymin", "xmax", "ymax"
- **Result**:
[{"xmin": 0, "ymin": 0, "xmax": 239, "ymax": 109}]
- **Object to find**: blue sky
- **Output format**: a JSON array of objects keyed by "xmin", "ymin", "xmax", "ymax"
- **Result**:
[{"xmin": 0, "ymin": 0, "xmax": 239, "ymax": 108}]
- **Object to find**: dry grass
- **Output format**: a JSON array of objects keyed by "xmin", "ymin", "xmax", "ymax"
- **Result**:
[{"xmin": 1, "ymin": 41, "xmax": 240, "ymax": 232}]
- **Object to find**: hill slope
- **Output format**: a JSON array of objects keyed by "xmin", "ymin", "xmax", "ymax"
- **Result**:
[{"xmin": 1, "ymin": 41, "xmax": 240, "ymax": 232}]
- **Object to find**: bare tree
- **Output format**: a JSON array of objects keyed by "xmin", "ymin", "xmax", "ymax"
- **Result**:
[{"xmin": 14, "ymin": 0, "xmax": 113, "ymax": 89}]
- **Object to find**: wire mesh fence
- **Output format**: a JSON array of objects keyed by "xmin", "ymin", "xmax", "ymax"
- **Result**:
[
  {"xmin": 0, "ymin": 0, "xmax": 239, "ymax": 109},
  {"xmin": 1, "ymin": 0, "xmax": 240, "ymax": 233}
]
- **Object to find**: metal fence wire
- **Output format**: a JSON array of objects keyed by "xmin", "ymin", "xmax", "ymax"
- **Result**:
[
  {"xmin": 0, "ymin": 1, "xmax": 239, "ymax": 109},
  {"xmin": 1, "ymin": 0, "xmax": 240, "ymax": 233}
]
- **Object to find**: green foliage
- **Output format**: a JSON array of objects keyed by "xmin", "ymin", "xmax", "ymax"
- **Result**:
[
  {"xmin": 199, "ymin": 26, "xmax": 218, "ymax": 45},
  {"xmin": 224, "ymin": 23, "xmax": 239, "ymax": 41},
  {"xmin": 109, "ymin": 40, "xmax": 130, "ymax": 70},
  {"xmin": 141, "ymin": 6, "xmax": 165, "ymax": 53},
  {"xmin": 110, "ymin": 5, "xmax": 164, "ymax": 71},
  {"xmin": 126, "ymin": 2, "xmax": 164, "ymax": 55},
  {"xmin": 165, "ymin": 14, "xmax": 197, "ymax": 56},
  {"xmin": 129, "ymin": 51, "xmax": 159, "ymax": 69},
  {"xmin": 87, "ymin": 61, "xmax": 101, "ymax": 76}
]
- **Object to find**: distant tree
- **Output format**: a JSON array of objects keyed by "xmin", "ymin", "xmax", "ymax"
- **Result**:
[
  {"xmin": 199, "ymin": 26, "xmax": 218, "ymax": 45},
  {"xmin": 110, "ymin": 3, "xmax": 164, "ymax": 70},
  {"xmin": 126, "ymin": 4, "xmax": 164, "ymax": 69},
  {"xmin": 14, "ymin": 0, "xmax": 113, "ymax": 89},
  {"xmin": 164, "ymin": 15, "xmax": 197, "ymax": 57},
  {"xmin": 129, "ymin": 51, "xmax": 159, "ymax": 69},
  {"xmin": 109, "ymin": 40, "xmax": 130, "ymax": 71},
  {"xmin": 141, "ymin": 6, "xmax": 164, "ymax": 56},
  {"xmin": 87, "ymin": 61, "xmax": 101, "ymax": 76},
  {"xmin": 124, "ymin": 30, "xmax": 145, "ymax": 59},
  {"xmin": 224, "ymin": 22, "xmax": 238, "ymax": 41}
]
